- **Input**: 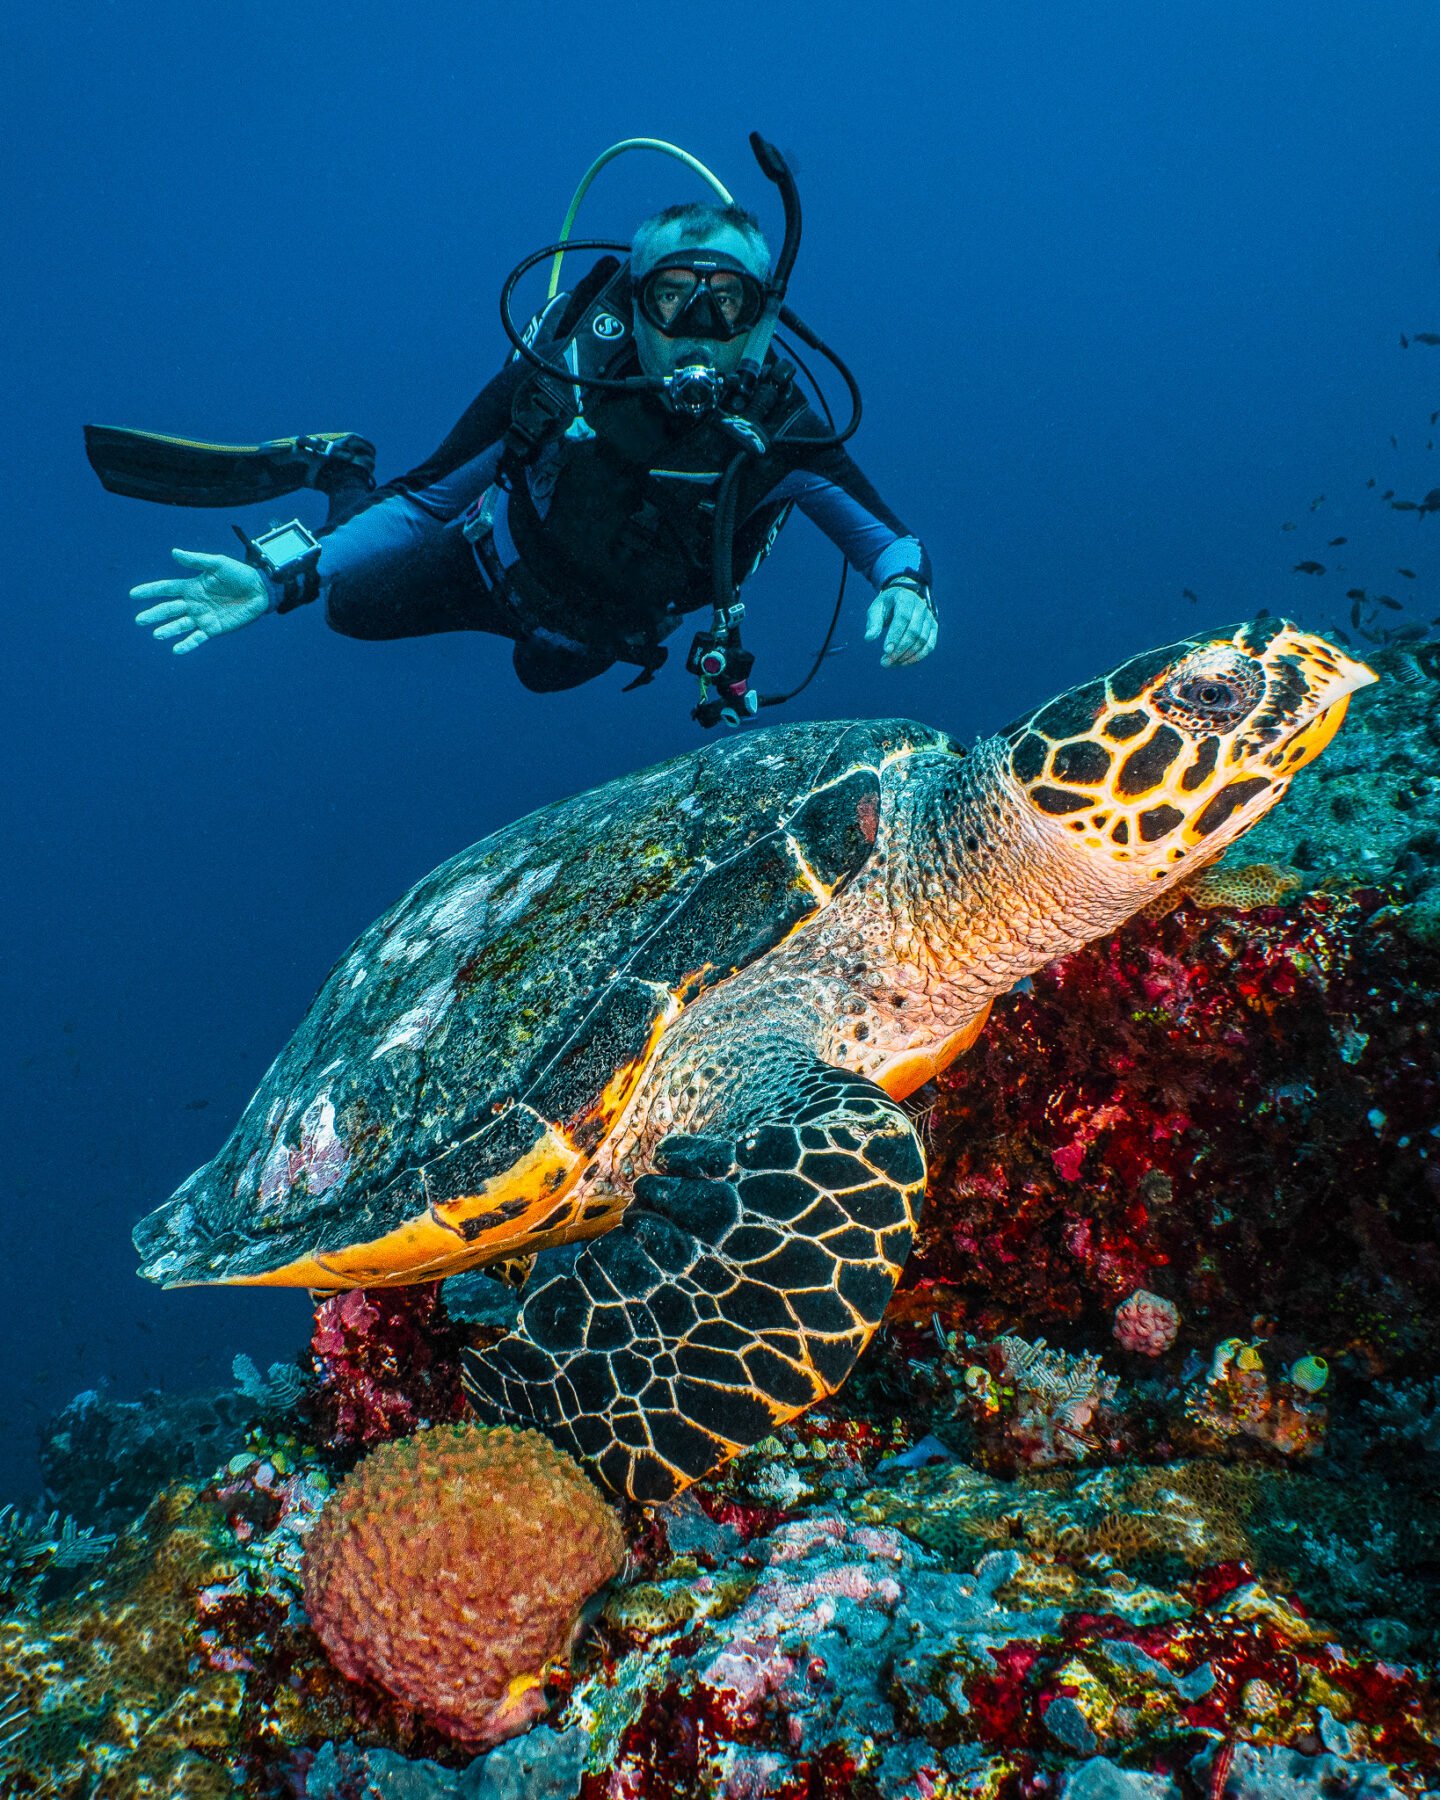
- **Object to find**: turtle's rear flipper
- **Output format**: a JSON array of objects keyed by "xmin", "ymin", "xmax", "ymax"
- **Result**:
[
  {"xmin": 84, "ymin": 426, "xmax": 376, "ymax": 527},
  {"xmin": 460, "ymin": 1055, "xmax": 926, "ymax": 1502}
]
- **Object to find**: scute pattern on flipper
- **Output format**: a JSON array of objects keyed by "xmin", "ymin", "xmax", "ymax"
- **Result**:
[
  {"xmin": 462, "ymin": 1058, "xmax": 927, "ymax": 1502},
  {"xmin": 137, "ymin": 719, "xmax": 947, "ymax": 1285}
]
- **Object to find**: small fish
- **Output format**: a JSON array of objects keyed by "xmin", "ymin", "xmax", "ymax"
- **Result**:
[
  {"xmin": 1332, "ymin": 626, "xmax": 1354, "ymax": 645},
  {"xmin": 1328, "ymin": 536, "xmax": 1347, "ymax": 546},
  {"xmin": 1430, "ymin": 411, "xmax": 1439, "ymax": 425},
  {"xmin": 1413, "ymin": 332, "xmax": 1440, "ymax": 346},
  {"xmin": 1397, "ymin": 567, "xmax": 1417, "ymax": 578},
  {"xmin": 1391, "ymin": 500, "xmax": 1419, "ymax": 512},
  {"xmin": 1388, "ymin": 622, "xmax": 1427, "ymax": 641},
  {"xmin": 1345, "ymin": 588, "xmax": 1367, "ymax": 600},
  {"xmin": 1367, "ymin": 477, "xmax": 1377, "ymax": 488},
  {"xmin": 1182, "ymin": 587, "xmax": 1198, "ymax": 603},
  {"xmin": 1349, "ymin": 600, "xmax": 1363, "ymax": 627},
  {"xmin": 1401, "ymin": 334, "xmax": 1410, "ymax": 348},
  {"xmin": 1422, "ymin": 488, "xmax": 1440, "ymax": 511},
  {"xmin": 1382, "ymin": 488, "xmax": 1396, "ymax": 500},
  {"xmin": 1391, "ymin": 436, "xmax": 1400, "ymax": 448},
  {"xmin": 185, "ymin": 1098, "xmax": 210, "ymax": 1111},
  {"xmin": 1308, "ymin": 495, "xmax": 1326, "ymax": 510},
  {"xmin": 1376, "ymin": 594, "xmax": 1403, "ymax": 610},
  {"xmin": 1292, "ymin": 561, "xmax": 1326, "ymax": 575},
  {"xmin": 1281, "ymin": 520, "xmax": 1297, "ymax": 531}
]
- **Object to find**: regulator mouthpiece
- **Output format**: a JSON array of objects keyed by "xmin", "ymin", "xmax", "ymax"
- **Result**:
[{"xmin": 663, "ymin": 363, "xmax": 728, "ymax": 416}]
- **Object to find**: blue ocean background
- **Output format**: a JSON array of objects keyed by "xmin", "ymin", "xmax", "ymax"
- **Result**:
[{"xmin": 4, "ymin": 0, "xmax": 1438, "ymax": 1505}]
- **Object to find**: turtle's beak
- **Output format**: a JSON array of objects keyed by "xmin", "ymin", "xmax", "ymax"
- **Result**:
[{"xmin": 1279, "ymin": 637, "xmax": 1376, "ymax": 775}]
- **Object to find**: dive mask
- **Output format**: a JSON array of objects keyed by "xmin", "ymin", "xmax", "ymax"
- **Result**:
[{"xmin": 635, "ymin": 253, "xmax": 766, "ymax": 341}]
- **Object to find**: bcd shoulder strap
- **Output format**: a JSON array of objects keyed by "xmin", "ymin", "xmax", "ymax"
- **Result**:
[{"xmin": 504, "ymin": 257, "xmax": 631, "ymax": 463}]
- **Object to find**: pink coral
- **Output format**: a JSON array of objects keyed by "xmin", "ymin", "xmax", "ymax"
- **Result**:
[{"xmin": 1113, "ymin": 1288, "xmax": 1181, "ymax": 1356}]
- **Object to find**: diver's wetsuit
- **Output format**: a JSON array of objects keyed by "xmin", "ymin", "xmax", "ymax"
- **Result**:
[{"xmin": 303, "ymin": 350, "xmax": 932, "ymax": 691}]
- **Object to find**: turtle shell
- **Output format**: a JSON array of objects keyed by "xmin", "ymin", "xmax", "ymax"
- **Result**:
[{"xmin": 135, "ymin": 718, "xmax": 950, "ymax": 1289}]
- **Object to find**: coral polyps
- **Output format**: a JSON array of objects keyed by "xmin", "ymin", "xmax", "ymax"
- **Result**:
[
  {"xmin": 302, "ymin": 1424, "xmax": 624, "ymax": 1745},
  {"xmin": 1113, "ymin": 1288, "xmax": 1181, "ymax": 1356}
]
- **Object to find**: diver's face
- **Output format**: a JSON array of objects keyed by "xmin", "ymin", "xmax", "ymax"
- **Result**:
[{"xmin": 632, "ymin": 222, "xmax": 766, "ymax": 380}]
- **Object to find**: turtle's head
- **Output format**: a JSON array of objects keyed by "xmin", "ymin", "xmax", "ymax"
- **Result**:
[{"xmin": 1001, "ymin": 619, "xmax": 1375, "ymax": 883}]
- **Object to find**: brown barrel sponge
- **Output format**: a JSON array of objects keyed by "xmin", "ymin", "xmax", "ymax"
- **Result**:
[{"xmin": 302, "ymin": 1423, "xmax": 625, "ymax": 1744}]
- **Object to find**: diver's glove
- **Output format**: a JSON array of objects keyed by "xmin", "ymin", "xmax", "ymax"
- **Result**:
[
  {"xmin": 132, "ymin": 549, "xmax": 270, "ymax": 656},
  {"xmin": 865, "ymin": 578, "xmax": 938, "ymax": 667}
]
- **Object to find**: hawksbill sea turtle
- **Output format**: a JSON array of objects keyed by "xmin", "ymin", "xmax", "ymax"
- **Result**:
[{"xmin": 134, "ymin": 620, "xmax": 1372, "ymax": 1500}]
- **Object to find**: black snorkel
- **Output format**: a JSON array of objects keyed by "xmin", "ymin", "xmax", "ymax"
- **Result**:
[{"xmin": 731, "ymin": 132, "xmax": 801, "ymax": 403}]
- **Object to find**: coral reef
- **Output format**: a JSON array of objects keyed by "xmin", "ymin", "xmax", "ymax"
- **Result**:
[
  {"xmin": 1185, "ymin": 860, "xmax": 1303, "ymax": 911},
  {"xmin": 1244, "ymin": 639, "xmax": 1440, "ymax": 943},
  {"xmin": 940, "ymin": 1333, "xmax": 1122, "ymax": 1473},
  {"xmin": 1181, "ymin": 1339, "xmax": 1328, "ymax": 1459},
  {"xmin": 302, "ymin": 1425, "xmax": 625, "ymax": 1747},
  {"xmin": 0, "ymin": 1453, "xmax": 337, "ymax": 1797},
  {"xmin": 900, "ymin": 879, "xmax": 1440, "ymax": 1374},
  {"xmin": 0, "ymin": 1502, "xmax": 112, "ymax": 1615},
  {"xmin": 39, "ymin": 1381, "xmax": 256, "ymax": 1535}
]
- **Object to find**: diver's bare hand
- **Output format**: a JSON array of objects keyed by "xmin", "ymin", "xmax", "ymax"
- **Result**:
[
  {"xmin": 132, "ymin": 549, "xmax": 269, "ymax": 655},
  {"xmin": 865, "ymin": 582, "xmax": 938, "ymax": 667}
]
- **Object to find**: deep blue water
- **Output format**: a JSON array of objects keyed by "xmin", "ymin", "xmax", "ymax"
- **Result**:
[{"xmin": 4, "ymin": 0, "xmax": 1439, "ymax": 1502}]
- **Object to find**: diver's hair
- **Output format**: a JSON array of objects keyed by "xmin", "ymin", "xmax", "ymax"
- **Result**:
[{"xmin": 631, "ymin": 203, "xmax": 770, "ymax": 278}]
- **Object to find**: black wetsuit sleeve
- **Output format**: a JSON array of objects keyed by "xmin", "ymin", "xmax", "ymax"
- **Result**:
[
  {"xmin": 762, "ymin": 408, "xmax": 933, "ymax": 590},
  {"xmin": 371, "ymin": 257, "xmax": 620, "ymax": 501}
]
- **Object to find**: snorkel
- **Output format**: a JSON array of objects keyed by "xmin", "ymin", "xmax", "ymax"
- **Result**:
[{"xmin": 732, "ymin": 133, "xmax": 802, "ymax": 400}]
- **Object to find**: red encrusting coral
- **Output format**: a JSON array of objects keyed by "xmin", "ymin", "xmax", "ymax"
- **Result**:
[
  {"xmin": 899, "ymin": 890, "xmax": 1440, "ymax": 1377},
  {"xmin": 302, "ymin": 1281, "xmax": 468, "ymax": 1452}
]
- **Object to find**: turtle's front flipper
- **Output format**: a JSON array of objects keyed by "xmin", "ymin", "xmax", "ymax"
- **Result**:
[{"xmin": 460, "ymin": 1058, "xmax": 925, "ymax": 1501}]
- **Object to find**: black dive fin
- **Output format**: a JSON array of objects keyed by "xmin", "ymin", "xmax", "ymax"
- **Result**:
[{"xmin": 83, "ymin": 426, "xmax": 377, "ymax": 513}]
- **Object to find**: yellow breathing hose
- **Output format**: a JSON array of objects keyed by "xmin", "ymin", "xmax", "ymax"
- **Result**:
[{"xmin": 546, "ymin": 138, "xmax": 734, "ymax": 301}]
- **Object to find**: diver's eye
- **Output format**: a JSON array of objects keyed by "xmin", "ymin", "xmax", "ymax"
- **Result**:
[{"xmin": 1154, "ymin": 654, "xmax": 1264, "ymax": 728}]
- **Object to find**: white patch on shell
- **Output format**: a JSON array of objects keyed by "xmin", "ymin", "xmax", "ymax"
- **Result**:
[
  {"xmin": 370, "ymin": 980, "xmax": 454, "ymax": 1059},
  {"xmin": 257, "ymin": 1095, "xmax": 349, "ymax": 1206},
  {"xmin": 427, "ymin": 861, "xmax": 562, "ymax": 941}
]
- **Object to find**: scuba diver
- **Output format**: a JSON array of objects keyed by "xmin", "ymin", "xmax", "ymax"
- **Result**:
[{"xmin": 92, "ymin": 136, "xmax": 937, "ymax": 726}]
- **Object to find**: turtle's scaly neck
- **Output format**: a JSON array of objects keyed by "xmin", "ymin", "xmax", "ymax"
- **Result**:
[
  {"xmin": 892, "ymin": 737, "xmax": 1152, "ymax": 997},
  {"xmin": 787, "ymin": 738, "xmax": 1157, "ymax": 1093}
]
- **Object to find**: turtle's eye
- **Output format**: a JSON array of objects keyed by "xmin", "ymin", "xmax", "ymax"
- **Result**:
[{"xmin": 1154, "ymin": 654, "xmax": 1263, "ymax": 729}]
